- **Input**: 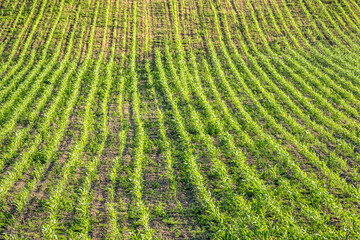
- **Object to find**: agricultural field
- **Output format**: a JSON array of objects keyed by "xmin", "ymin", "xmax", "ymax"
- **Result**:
[{"xmin": 0, "ymin": 0, "xmax": 360, "ymax": 238}]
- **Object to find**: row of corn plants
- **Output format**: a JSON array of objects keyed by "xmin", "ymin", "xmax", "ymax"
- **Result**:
[
  {"xmin": 155, "ymin": 47, "xmax": 224, "ymax": 226},
  {"xmin": 0, "ymin": 20, "xmax": 71, "ymax": 200},
  {"xmin": 283, "ymin": 0, "xmax": 360, "ymax": 94},
  {"xmin": 211, "ymin": 0, "xmax": 357, "ymax": 234},
  {"xmin": 0, "ymin": 2, "xmax": 81, "ymax": 172},
  {"xmin": 0, "ymin": 0, "xmax": 47, "ymax": 75},
  {"xmin": 264, "ymin": 0, "xmax": 358, "ymax": 124},
  {"xmin": 41, "ymin": 1, "xmax": 100, "ymax": 237},
  {"xmin": 69, "ymin": 0, "xmax": 114, "ymax": 237},
  {"xmin": 0, "ymin": 0, "xmax": 68, "ymax": 147},
  {"xmin": 226, "ymin": 0, "xmax": 359, "ymax": 171},
  {"xmin": 193, "ymin": 1, "xmax": 324, "ymax": 236},
  {"xmin": 0, "ymin": 0, "xmax": 27, "ymax": 55},
  {"xmin": 127, "ymin": 2, "xmax": 153, "ymax": 238},
  {"xmin": 240, "ymin": 0, "xmax": 360, "ymax": 188},
  {"xmin": 256, "ymin": 0, "xmax": 360, "ymax": 166},
  {"xmin": 11, "ymin": 21, "xmax": 84, "ymax": 214},
  {"xmin": 106, "ymin": 0, "xmax": 130, "ymax": 237},
  {"xmin": 210, "ymin": 0, "xmax": 358, "ymax": 235}
]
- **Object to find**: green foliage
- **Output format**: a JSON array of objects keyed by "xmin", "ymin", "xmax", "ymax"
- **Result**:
[
  {"xmin": 1, "ymin": 0, "xmax": 360, "ymax": 238},
  {"xmin": 31, "ymin": 152, "xmax": 47, "ymax": 164}
]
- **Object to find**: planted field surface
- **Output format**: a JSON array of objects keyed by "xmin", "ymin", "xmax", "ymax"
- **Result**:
[{"xmin": 0, "ymin": 0, "xmax": 360, "ymax": 238}]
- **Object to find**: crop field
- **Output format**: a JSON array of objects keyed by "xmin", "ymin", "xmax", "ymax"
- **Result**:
[{"xmin": 0, "ymin": 0, "xmax": 360, "ymax": 239}]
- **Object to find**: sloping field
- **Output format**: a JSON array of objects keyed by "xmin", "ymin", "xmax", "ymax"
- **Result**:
[{"xmin": 0, "ymin": 0, "xmax": 360, "ymax": 238}]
